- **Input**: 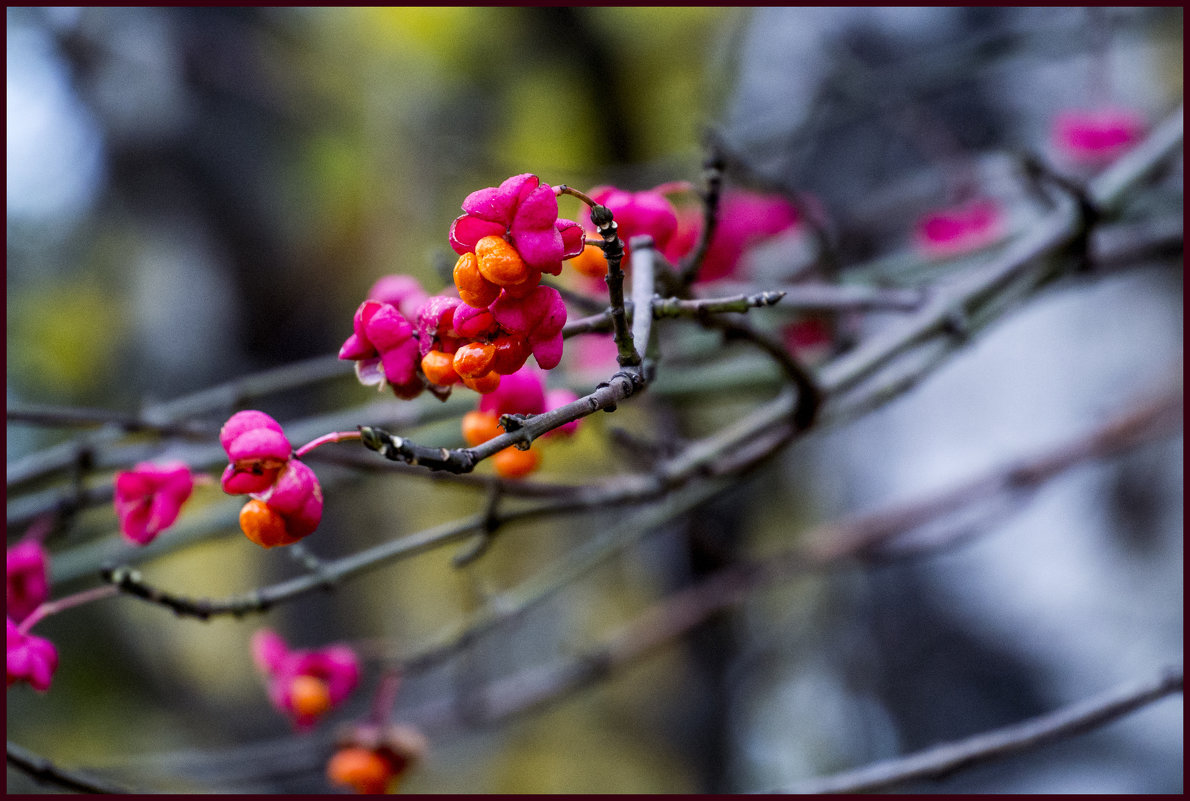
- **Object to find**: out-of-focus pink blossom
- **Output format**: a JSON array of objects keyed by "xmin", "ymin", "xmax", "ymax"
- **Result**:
[
  {"xmin": 7, "ymin": 617, "xmax": 58, "ymax": 692},
  {"xmin": 478, "ymin": 368, "xmax": 548, "ymax": 417},
  {"xmin": 449, "ymin": 174, "xmax": 585, "ymax": 274},
  {"xmin": 490, "ymin": 286, "xmax": 567, "ymax": 370},
  {"xmin": 697, "ymin": 190, "xmax": 803, "ymax": 282},
  {"xmin": 914, "ymin": 198, "xmax": 1004, "ymax": 258},
  {"xmin": 113, "ymin": 461, "xmax": 196, "ymax": 546},
  {"xmin": 220, "ymin": 411, "xmax": 293, "ymax": 495},
  {"xmin": 477, "ymin": 367, "xmax": 581, "ymax": 440},
  {"xmin": 252, "ymin": 629, "xmax": 360, "ymax": 730},
  {"xmin": 1052, "ymin": 108, "xmax": 1145, "ymax": 166},
  {"xmin": 782, "ymin": 318, "xmax": 834, "ymax": 365},
  {"xmin": 544, "ymin": 388, "xmax": 581, "ymax": 438},
  {"xmin": 366, "ymin": 275, "xmax": 430, "ymax": 322},
  {"xmin": 339, "ymin": 300, "xmax": 424, "ymax": 400},
  {"xmin": 588, "ymin": 186, "xmax": 681, "ymax": 257},
  {"xmin": 6, "ymin": 541, "xmax": 49, "ymax": 624}
]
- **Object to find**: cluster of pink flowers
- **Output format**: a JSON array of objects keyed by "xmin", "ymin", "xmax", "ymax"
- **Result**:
[
  {"xmin": 7, "ymin": 540, "xmax": 55, "ymax": 692},
  {"xmin": 338, "ymin": 174, "xmax": 584, "ymax": 400},
  {"xmin": 252, "ymin": 629, "xmax": 360, "ymax": 730},
  {"xmin": 220, "ymin": 411, "xmax": 323, "ymax": 548}
]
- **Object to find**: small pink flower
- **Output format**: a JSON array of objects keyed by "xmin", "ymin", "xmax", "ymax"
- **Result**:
[
  {"xmin": 490, "ymin": 285, "xmax": 567, "ymax": 370},
  {"xmin": 914, "ymin": 198, "xmax": 1004, "ymax": 258},
  {"xmin": 339, "ymin": 301, "xmax": 425, "ymax": 400},
  {"xmin": 220, "ymin": 411, "xmax": 293, "ymax": 495},
  {"xmin": 7, "ymin": 617, "xmax": 58, "ymax": 692},
  {"xmin": 449, "ymin": 174, "xmax": 585, "ymax": 274},
  {"xmin": 113, "ymin": 461, "xmax": 196, "ymax": 546},
  {"xmin": 6, "ymin": 541, "xmax": 49, "ymax": 624},
  {"xmin": 252, "ymin": 629, "xmax": 360, "ymax": 730},
  {"xmin": 1052, "ymin": 108, "xmax": 1145, "ymax": 166},
  {"xmin": 366, "ymin": 274, "xmax": 430, "ymax": 322}
]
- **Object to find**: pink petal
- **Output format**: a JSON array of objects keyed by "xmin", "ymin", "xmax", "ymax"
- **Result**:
[
  {"xmin": 380, "ymin": 339, "xmax": 420, "ymax": 387},
  {"xmin": 478, "ymin": 367, "xmax": 547, "ymax": 416},
  {"xmin": 221, "ymin": 411, "xmax": 286, "ymax": 454},
  {"xmin": 225, "ymin": 428, "xmax": 292, "ymax": 464},
  {"xmin": 220, "ymin": 463, "xmax": 278, "ymax": 495},
  {"xmin": 362, "ymin": 303, "xmax": 413, "ymax": 352},
  {"xmin": 511, "ymin": 228, "xmax": 564, "ymax": 270},
  {"xmin": 557, "ymin": 219, "xmax": 586, "ymax": 260},
  {"xmin": 543, "ymin": 388, "xmax": 580, "ymax": 438},
  {"xmin": 461, "ymin": 186, "xmax": 516, "ymax": 224},
  {"xmin": 118, "ymin": 504, "xmax": 153, "ymax": 545},
  {"xmin": 338, "ymin": 332, "xmax": 375, "ymax": 361},
  {"xmin": 354, "ymin": 357, "xmax": 385, "ymax": 387},
  {"xmin": 490, "ymin": 291, "xmax": 531, "ymax": 334},
  {"xmin": 449, "ymin": 215, "xmax": 508, "ymax": 255},
  {"xmin": 511, "ymin": 183, "xmax": 559, "ymax": 232},
  {"xmin": 500, "ymin": 173, "xmax": 541, "ymax": 206},
  {"xmin": 530, "ymin": 333, "xmax": 565, "ymax": 370},
  {"xmin": 252, "ymin": 629, "xmax": 290, "ymax": 675}
]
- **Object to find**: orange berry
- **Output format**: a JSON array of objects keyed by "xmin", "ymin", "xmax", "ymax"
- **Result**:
[
  {"xmin": 453, "ymin": 252, "xmax": 501, "ymax": 308},
  {"xmin": 289, "ymin": 674, "xmax": 333, "ymax": 719},
  {"xmin": 475, "ymin": 235, "xmax": 531, "ymax": 286},
  {"xmin": 239, "ymin": 499, "xmax": 295, "ymax": 549},
  {"xmin": 490, "ymin": 334, "xmax": 530, "ymax": 375},
  {"xmin": 452, "ymin": 342, "xmax": 496, "ymax": 379},
  {"xmin": 327, "ymin": 747, "xmax": 393, "ymax": 795},
  {"xmin": 569, "ymin": 243, "xmax": 607, "ymax": 278},
  {"xmin": 500, "ymin": 268, "xmax": 544, "ymax": 298},
  {"xmin": 461, "ymin": 410, "xmax": 503, "ymax": 447},
  {"xmin": 420, "ymin": 350, "xmax": 459, "ymax": 386},
  {"xmin": 461, "ymin": 371, "xmax": 501, "ymax": 394},
  {"xmin": 492, "ymin": 446, "xmax": 540, "ymax": 479}
]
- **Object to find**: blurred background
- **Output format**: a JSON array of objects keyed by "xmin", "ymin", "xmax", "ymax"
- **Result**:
[{"xmin": 7, "ymin": 7, "xmax": 1182, "ymax": 793}]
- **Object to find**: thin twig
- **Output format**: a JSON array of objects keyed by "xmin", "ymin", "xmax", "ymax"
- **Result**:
[{"xmin": 778, "ymin": 665, "xmax": 1183, "ymax": 794}]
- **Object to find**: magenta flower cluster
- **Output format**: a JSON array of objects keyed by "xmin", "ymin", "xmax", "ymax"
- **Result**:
[
  {"xmin": 449, "ymin": 173, "xmax": 585, "ymax": 275},
  {"xmin": 220, "ymin": 411, "xmax": 323, "ymax": 548}
]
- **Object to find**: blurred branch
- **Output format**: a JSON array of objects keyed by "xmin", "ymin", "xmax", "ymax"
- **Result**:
[
  {"xmin": 400, "ymin": 382, "xmax": 1180, "ymax": 730},
  {"xmin": 7, "ymin": 740, "xmax": 137, "ymax": 794},
  {"xmin": 7, "ymin": 355, "xmax": 348, "ymax": 490},
  {"xmin": 779, "ymin": 665, "xmax": 1184, "ymax": 794}
]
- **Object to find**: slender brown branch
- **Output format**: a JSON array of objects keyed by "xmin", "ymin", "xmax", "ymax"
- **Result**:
[{"xmin": 678, "ymin": 143, "xmax": 726, "ymax": 286}]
